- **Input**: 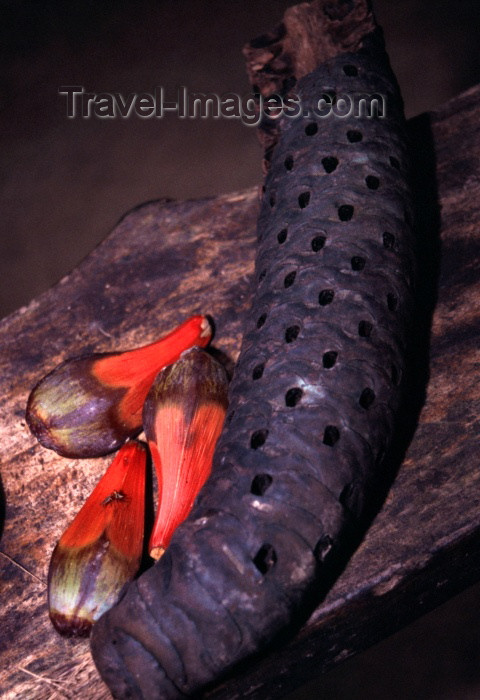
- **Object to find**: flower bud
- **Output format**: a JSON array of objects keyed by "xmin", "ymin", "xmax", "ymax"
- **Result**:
[
  {"xmin": 143, "ymin": 347, "xmax": 228, "ymax": 559},
  {"xmin": 48, "ymin": 441, "xmax": 147, "ymax": 636}
]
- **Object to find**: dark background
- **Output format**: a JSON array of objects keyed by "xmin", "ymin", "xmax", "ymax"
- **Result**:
[{"xmin": 2, "ymin": 1, "xmax": 480, "ymax": 698}]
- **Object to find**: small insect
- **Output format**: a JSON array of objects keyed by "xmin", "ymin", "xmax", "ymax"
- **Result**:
[{"xmin": 101, "ymin": 490, "xmax": 127, "ymax": 506}]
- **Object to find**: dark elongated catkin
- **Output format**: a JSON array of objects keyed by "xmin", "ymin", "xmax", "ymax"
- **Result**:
[{"xmin": 91, "ymin": 27, "xmax": 416, "ymax": 700}]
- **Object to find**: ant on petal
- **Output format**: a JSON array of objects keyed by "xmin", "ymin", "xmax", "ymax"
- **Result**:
[{"xmin": 101, "ymin": 490, "xmax": 127, "ymax": 506}]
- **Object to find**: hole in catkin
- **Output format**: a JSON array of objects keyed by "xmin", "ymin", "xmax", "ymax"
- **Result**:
[
  {"xmin": 339, "ymin": 482, "xmax": 356, "ymax": 509},
  {"xmin": 387, "ymin": 293, "xmax": 398, "ymax": 311},
  {"xmin": 383, "ymin": 232, "xmax": 395, "ymax": 250},
  {"xmin": 322, "ymin": 156, "xmax": 338, "ymax": 173},
  {"xmin": 277, "ymin": 228, "xmax": 288, "ymax": 244},
  {"xmin": 338, "ymin": 204, "xmax": 354, "ymax": 221},
  {"xmin": 366, "ymin": 175, "xmax": 380, "ymax": 190},
  {"xmin": 269, "ymin": 194, "xmax": 276, "ymax": 207},
  {"xmin": 322, "ymin": 351, "xmax": 338, "ymax": 368},
  {"xmin": 285, "ymin": 325, "xmax": 300, "ymax": 343},
  {"xmin": 315, "ymin": 534, "xmax": 333, "ymax": 562},
  {"xmin": 253, "ymin": 543, "xmax": 277, "ymax": 574},
  {"xmin": 251, "ymin": 473, "xmax": 273, "ymax": 496},
  {"xmin": 323, "ymin": 425, "xmax": 340, "ymax": 446},
  {"xmin": 343, "ymin": 64, "xmax": 358, "ymax": 76},
  {"xmin": 250, "ymin": 429, "xmax": 268, "ymax": 449},
  {"xmin": 284, "ymin": 271, "xmax": 296, "ymax": 288},
  {"xmin": 259, "ymin": 269, "xmax": 267, "ymax": 281},
  {"xmin": 347, "ymin": 130, "xmax": 363, "ymax": 143},
  {"xmin": 252, "ymin": 363, "xmax": 265, "ymax": 380},
  {"xmin": 285, "ymin": 387, "xmax": 303, "ymax": 407},
  {"xmin": 351, "ymin": 256, "xmax": 366, "ymax": 271},
  {"xmin": 358, "ymin": 320, "xmax": 373, "ymax": 338},
  {"xmin": 319, "ymin": 289, "xmax": 334, "ymax": 305},
  {"xmin": 284, "ymin": 155, "xmax": 294, "ymax": 171},
  {"xmin": 226, "ymin": 410, "xmax": 235, "ymax": 424},
  {"xmin": 389, "ymin": 156, "xmax": 400, "ymax": 169},
  {"xmin": 256, "ymin": 313, "xmax": 267, "ymax": 328},
  {"xmin": 359, "ymin": 388, "xmax": 376, "ymax": 409},
  {"xmin": 298, "ymin": 191, "xmax": 311, "ymax": 208},
  {"xmin": 305, "ymin": 122, "xmax": 318, "ymax": 136},
  {"xmin": 311, "ymin": 235, "xmax": 326, "ymax": 252}
]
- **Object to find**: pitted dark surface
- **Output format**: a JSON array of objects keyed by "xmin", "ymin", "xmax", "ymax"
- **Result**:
[{"xmin": 91, "ymin": 35, "xmax": 416, "ymax": 700}]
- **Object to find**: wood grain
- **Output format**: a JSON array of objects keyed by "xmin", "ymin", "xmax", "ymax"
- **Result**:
[{"xmin": 1, "ymin": 82, "xmax": 479, "ymax": 698}]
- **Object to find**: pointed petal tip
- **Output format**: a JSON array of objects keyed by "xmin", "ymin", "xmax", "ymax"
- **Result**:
[
  {"xmin": 200, "ymin": 316, "xmax": 213, "ymax": 338},
  {"xmin": 149, "ymin": 546, "xmax": 165, "ymax": 561}
]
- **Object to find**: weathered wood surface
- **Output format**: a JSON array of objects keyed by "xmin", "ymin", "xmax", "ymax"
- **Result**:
[{"xmin": 1, "ymin": 82, "xmax": 479, "ymax": 699}]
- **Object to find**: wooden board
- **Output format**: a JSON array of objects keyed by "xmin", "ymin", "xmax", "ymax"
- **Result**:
[{"xmin": 1, "ymin": 82, "xmax": 479, "ymax": 699}]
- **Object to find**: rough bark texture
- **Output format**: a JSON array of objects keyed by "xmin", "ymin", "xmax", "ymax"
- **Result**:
[
  {"xmin": 243, "ymin": 0, "xmax": 375, "ymax": 97},
  {"xmin": 243, "ymin": 0, "xmax": 376, "ymax": 169}
]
